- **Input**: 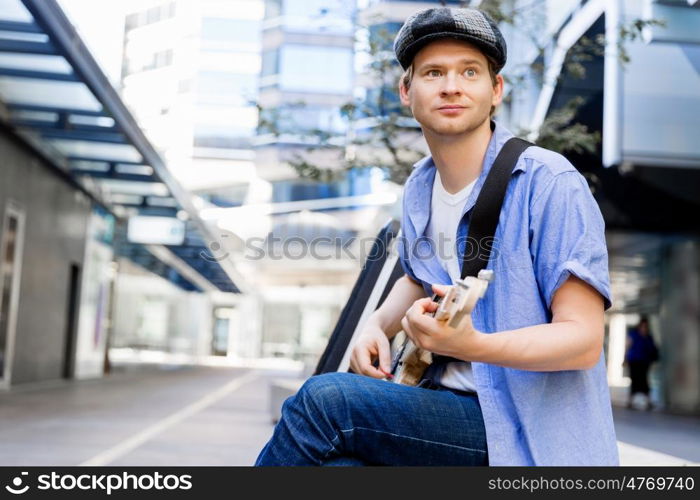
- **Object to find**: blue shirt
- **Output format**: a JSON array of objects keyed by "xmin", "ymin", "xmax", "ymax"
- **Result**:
[{"xmin": 397, "ymin": 121, "xmax": 619, "ymax": 466}]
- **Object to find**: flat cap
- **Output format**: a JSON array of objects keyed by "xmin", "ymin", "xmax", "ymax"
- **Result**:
[{"xmin": 393, "ymin": 7, "xmax": 507, "ymax": 72}]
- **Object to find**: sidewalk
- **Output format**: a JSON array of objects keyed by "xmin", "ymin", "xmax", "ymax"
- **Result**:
[
  {"xmin": 0, "ymin": 364, "xmax": 281, "ymax": 466},
  {"xmin": 614, "ymin": 405, "xmax": 700, "ymax": 466},
  {"xmin": 0, "ymin": 363, "xmax": 697, "ymax": 466}
]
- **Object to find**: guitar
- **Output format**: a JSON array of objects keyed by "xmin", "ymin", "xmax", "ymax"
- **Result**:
[{"xmin": 387, "ymin": 270, "xmax": 494, "ymax": 386}]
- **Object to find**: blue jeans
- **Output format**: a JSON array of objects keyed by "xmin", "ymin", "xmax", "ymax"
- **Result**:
[{"xmin": 255, "ymin": 372, "xmax": 488, "ymax": 466}]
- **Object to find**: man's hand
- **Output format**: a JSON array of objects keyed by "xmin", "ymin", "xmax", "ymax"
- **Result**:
[
  {"xmin": 347, "ymin": 274, "xmax": 426, "ymax": 379},
  {"xmin": 400, "ymin": 284, "xmax": 486, "ymax": 360},
  {"xmin": 349, "ymin": 322, "xmax": 393, "ymax": 379},
  {"xmin": 405, "ymin": 276, "xmax": 605, "ymax": 371}
]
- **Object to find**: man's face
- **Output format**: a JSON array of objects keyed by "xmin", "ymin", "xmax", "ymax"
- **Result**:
[{"xmin": 399, "ymin": 39, "xmax": 503, "ymax": 137}]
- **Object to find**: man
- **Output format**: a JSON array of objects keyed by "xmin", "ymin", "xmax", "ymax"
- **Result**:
[{"xmin": 255, "ymin": 7, "xmax": 618, "ymax": 466}]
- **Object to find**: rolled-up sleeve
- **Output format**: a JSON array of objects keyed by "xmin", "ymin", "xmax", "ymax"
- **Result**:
[{"xmin": 529, "ymin": 171, "xmax": 612, "ymax": 310}]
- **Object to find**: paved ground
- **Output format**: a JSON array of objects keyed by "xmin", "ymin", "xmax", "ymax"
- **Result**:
[
  {"xmin": 0, "ymin": 364, "xmax": 278, "ymax": 466},
  {"xmin": 614, "ymin": 406, "xmax": 700, "ymax": 465},
  {"xmin": 0, "ymin": 363, "xmax": 697, "ymax": 466}
]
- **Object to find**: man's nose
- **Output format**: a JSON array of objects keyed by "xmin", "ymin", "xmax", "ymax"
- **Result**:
[{"xmin": 440, "ymin": 72, "xmax": 462, "ymax": 96}]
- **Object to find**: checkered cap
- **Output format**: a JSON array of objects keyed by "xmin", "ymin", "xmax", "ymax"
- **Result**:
[{"xmin": 393, "ymin": 7, "xmax": 507, "ymax": 72}]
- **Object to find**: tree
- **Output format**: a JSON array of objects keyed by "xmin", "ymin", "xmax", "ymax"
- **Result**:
[{"xmin": 258, "ymin": 0, "xmax": 664, "ymax": 185}]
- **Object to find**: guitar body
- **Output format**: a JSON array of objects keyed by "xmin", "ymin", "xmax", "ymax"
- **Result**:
[
  {"xmin": 390, "ymin": 337, "xmax": 433, "ymax": 386},
  {"xmin": 388, "ymin": 271, "xmax": 493, "ymax": 386}
]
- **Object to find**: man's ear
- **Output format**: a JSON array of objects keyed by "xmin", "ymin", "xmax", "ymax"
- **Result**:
[
  {"xmin": 492, "ymin": 74, "xmax": 504, "ymax": 108},
  {"xmin": 399, "ymin": 79, "xmax": 410, "ymax": 106}
]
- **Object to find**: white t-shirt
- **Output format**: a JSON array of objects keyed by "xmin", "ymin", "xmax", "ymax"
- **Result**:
[{"xmin": 425, "ymin": 170, "xmax": 478, "ymax": 393}]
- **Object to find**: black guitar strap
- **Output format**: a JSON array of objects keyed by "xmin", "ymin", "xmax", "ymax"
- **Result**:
[
  {"xmin": 425, "ymin": 136, "xmax": 534, "ymax": 380},
  {"xmin": 460, "ymin": 137, "xmax": 533, "ymax": 279}
]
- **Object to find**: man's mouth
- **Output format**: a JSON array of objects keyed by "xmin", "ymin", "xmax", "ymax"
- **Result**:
[{"xmin": 437, "ymin": 105, "xmax": 467, "ymax": 115}]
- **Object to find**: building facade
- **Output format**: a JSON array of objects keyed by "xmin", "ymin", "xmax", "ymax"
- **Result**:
[
  {"xmin": 0, "ymin": 0, "xmax": 245, "ymax": 387},
  {"xmin": 121, "ymin": 0, "xmax": 263, "ymax": 199}
]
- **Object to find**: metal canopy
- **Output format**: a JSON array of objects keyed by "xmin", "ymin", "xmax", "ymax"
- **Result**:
[{"xmin": 0, "ymin": 0, "xmax": 242, "ymax": 293}]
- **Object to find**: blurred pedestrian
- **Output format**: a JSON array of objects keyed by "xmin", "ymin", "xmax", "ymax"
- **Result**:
[{"xmin": 625, "ymin": 316, "xmax": 659, "ymax": 410}]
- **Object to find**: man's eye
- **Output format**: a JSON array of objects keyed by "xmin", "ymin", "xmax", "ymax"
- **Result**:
[
  {"xmin": 465, "ymin": 69, "xmax": 477, "ymax": 77},
  {"xmin": 427, "ymin": 69, "xmax": 441, "ymax": 77}
]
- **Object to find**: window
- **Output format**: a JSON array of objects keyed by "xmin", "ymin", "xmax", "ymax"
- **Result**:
[
  {"xmin": 152, "ymin": 50, "xmax": 173, "ymax": 69},
  {"xmin": 125, "ymin": 49, "xmax": 174, "ymax": 74},
  {"xmin": 270, "ymin": 105, "xmax": 347, "ymax": 135},
  {"xmin": 271, "ymin": 169, "xmax": 372, "ymax": 203},
  {"xmin": 0, "ymin": 202, "xmax": 24, "ymax": 386},
  {"xmin": 261, "ymin": 303, "xmax": 300, "ymax": 358},
  {"xmin": 125, "ymin": 2, "xmax": 176, "ymax": 32},
  {"xmin": 197, "ymin": 72, "xmax": 258, "ymax": 101},
  {"xmin": 265, "ymin": 0, "xmax": 282, "ymax": 19},
  {"xmin": 280, "ymin": 0, "xmax": 354, "ymax": 35},
  {"xmin": 201, "ymin": 18, "xmax": 260, "ymax": 43},
  {"xmin": 261, "ymin": 49, "xmax": 279, "ymax": 77},
  {"xmin": 178, "ymin": 79, "xmax": 193, "ymax": 93},
  {"xmin": 193, "ymin": 104, "xmax": 258, "ymax": 149},
  {"xmin": 279, "ymin": 45, "xmax": 353, "ymax": 93}
]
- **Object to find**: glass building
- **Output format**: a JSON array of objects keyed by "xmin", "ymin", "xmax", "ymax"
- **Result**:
[{"xmin": 121, "ymin": 0, "xmax": 263, "ymax": 201}]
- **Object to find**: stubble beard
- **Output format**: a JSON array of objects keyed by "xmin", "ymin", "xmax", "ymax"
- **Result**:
[{"xmin": 420, "ymin": 108, "xmax": 491, "ymax": 139}]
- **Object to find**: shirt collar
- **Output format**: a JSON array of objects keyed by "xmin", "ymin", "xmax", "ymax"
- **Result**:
[{"xmin": 407, "ymin": 120, "xmax": 519, "ymax": 239}]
